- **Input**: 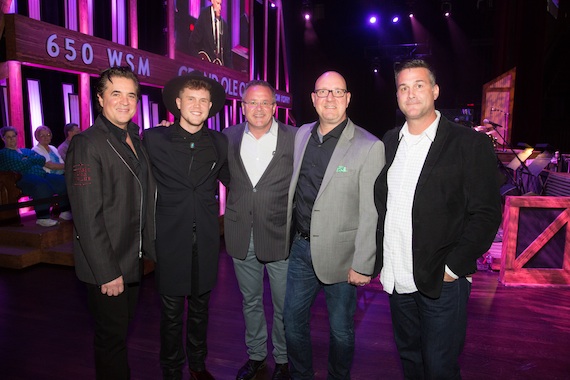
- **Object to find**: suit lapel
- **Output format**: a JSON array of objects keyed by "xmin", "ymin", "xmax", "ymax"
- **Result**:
[
  {"xmin": 415, "ymin": 118, "xmax": 450, "ymax": 193},
  {"xmin": 256, "ymin": 122, "xmax": 289, "ymax": 185},
  {"xmin": 316, "ymin": 120, "xmax": 354, "ymax": 201},
  {"xmin": 231, "ymin": 124, "xmax": 254, "ymax": 188}
]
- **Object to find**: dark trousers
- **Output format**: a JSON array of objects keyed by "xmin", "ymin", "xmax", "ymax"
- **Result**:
[
  {"xmin": 389, "ymin": 278, "xmax": 471, "ymax": 380},
  {"xmin": 86, "ymin": 282, "xmax": 140, "ymax": 380},
  {"xmin": 160, "ymin": 230, "xmax": 212, "ymax": 379},
  {"xmin": 159, "ymin": 292, "xmax": 211, "ymax": 378}
]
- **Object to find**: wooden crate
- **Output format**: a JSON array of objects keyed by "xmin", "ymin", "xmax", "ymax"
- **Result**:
[{"xmin": 500, "ymin": 196, "xmax": 570, "ymax": 286}]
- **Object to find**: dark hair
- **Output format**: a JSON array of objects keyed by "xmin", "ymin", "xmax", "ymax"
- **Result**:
[
  {"xmin": 95, "ymin": 66, "xmax": 141, "ymax": 112},
  {"xmin": 0, "ymin": 126, "xmax": 17, "ymax": 138},
  {"xmin": 394, "ymin": 59, "xmax": 436, "ymax": 86},
  {"xmin": 63, "ymin": 123, "xmax": 79, "ymax": 138},
  {"xmin": 242, "ymin": 80, "xmax": 276, "ymax": 102}
]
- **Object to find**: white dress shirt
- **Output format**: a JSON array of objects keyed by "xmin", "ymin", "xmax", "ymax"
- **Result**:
[
  {"xmin": 381, "ymin": 111, "xmax": 441, "ymax": 294},
  {"xmin": 240, "ymin": 119, "xmax": 278, "ymax": 186}
]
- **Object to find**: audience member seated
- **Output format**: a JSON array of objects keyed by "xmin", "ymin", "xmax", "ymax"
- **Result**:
[
  {"xmin": 0, "ymin": 126, "xmax": 72, "ymax": 227},
  {"xmin": 32, "ymin": 125, "xmax": 65, "ymax": 175},
  {"xmin": 57, "ymin": 122, "xmax": 80, "ymax": 161}
]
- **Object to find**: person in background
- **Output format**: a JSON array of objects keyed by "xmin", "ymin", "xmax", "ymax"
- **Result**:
[
  {"xmin": 189, "ymin": 0, "xmax": 233, "ymax": 68},
  {"xmin": 143, "ymin": 72, "xmax": 229, "ymax": 380},
  {"xmin": 0, "ymin": 126, "xmax": 71, "ymax": 227},
  {"xmin": 65, "ymin": 66, "xmax": 157, "ymax": 379},
  {"xmin": 32, "ymin": 125, "xmax": 65, "ymax": 175},
  {"xmin": 283, "ymin": 71, "xmax": 385, "ymax": 379},
  {"xmin": 374, "ymin": 59, "xmax": 502, "ymax": 379},
  {"xmin": 223, "ymin": 80, "xmax": 295, "ymax": 380},
  {"xmin": 58, "ymin": 122, "xmax": 80, "ymax": 160}
]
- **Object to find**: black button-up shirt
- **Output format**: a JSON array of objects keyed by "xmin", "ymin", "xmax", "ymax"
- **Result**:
[
  {"xmin": 294, "ymin": 119, "xmax": 348, "ymax": 234},
  {"xmin": 103, "ymin": 115, "xmax": 149, "ymax": 229},
  {"xmin": 172, "ymin": 124, "xmax": 216, "ymax": 187}
]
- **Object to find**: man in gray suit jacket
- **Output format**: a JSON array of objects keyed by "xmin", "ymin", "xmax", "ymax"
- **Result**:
[
  {"xmin": 223, "ymin": 80, "xmax": 296, "ymax": 380},
  {"xmin": 283, "ymin": 71, "xmax": 385, "ymax": 379}
]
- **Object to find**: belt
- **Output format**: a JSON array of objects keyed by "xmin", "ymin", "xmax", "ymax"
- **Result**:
[{"xmin": 299, "ymin": 231, "xmax": 310, "ymax": 241}]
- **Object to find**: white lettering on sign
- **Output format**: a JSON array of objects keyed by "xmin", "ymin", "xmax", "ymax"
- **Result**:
[
  {"xmin": 106, "ymin": 49, "xmax": 151, "ymax": 76},
  {"xmin": 46, "ymin": 34, "xmax": 95, "ymax": 65}
]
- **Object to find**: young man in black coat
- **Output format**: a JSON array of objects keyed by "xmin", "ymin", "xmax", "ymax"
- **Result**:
[{"xmin": 143, "ymin": 72, "xmax": 229, "ymax": 380}]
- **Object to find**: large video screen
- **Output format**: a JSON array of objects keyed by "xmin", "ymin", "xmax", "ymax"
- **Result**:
[{"xmin": 175, "ymin": 0, "xmax": 250, "ymax": 74}]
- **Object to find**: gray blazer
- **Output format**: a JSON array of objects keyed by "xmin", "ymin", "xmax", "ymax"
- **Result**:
[
  {"xmin": 286, "ymin": 118, "xmax": 385, "ymax": 284},
  {"xmin": 223, "ymin": 120, "xmax": 297, "ymax": 262}
]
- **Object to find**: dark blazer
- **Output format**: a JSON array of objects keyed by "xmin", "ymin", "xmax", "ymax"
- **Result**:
[
  {"xmin": 65, "ymin": 116, "xmax": 157, "ymax": 286},
  {"xmin": 143, "ymin": 125, "xmax": 229, "ymax": 296},
  {"xmin": 374, "ymin": 116, "xmax": 502, "ymax": 298},
  {"xmin": 189, "ymin": 5, "xmax": 233, "ymax": 67},
  {"xmin": 223, "ymin": 121, "xmax": 296, "ymax": 262}
]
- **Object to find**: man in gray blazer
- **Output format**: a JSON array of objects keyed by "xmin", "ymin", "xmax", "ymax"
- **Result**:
[
  {"xmin": 223, "ymin": 80, "xmax": 296, "ymax": 380},
  {"xmin": 283, "ymin": 71, "xmax": 385, "ymax": 379}
]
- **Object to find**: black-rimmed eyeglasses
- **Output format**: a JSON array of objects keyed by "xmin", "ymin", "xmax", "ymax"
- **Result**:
[{"xmin": 313, "ymin": 89, "xmax": 348, "ymax": 98}]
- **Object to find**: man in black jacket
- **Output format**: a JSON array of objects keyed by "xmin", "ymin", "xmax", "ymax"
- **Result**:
[
  {"xmin": 374, "ymin": 59, "xmax": 502, "ymax": 379},
  {"xmin": 143, "ymin": 72, "xmax": 229, "ymax": 380},
  {"xmin": 66, "ymin": 66, "xmax": 157, "ymax": 380}
]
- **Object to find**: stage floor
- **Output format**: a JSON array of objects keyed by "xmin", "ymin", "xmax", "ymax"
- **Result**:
[{"xmin": 1, "ymin": 245, "xmax": 569, "ymax": 379}]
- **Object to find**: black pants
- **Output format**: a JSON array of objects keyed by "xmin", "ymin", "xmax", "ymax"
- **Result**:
[
  {"xmin": 86, "ymin": 282, "xmax": 140, "ymax": 380},
  {"xmin": 160, "ymin": 230, "xmax": 212, "ymax": 378}
]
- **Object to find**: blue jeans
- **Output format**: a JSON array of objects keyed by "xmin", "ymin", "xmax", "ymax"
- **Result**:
[
  {"xmin": 17, "ymin": 173, "xmax": 69, "ymax": 219},
  {"xmin": 283, "ymin": 234, "xmax": 356, "ymax": 380},
  {"xmin": 389, "ymin": 278, "xmax": 471, "ymax": 380}
]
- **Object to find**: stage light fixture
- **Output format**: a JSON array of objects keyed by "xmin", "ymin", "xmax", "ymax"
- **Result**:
[
  {"xmin": 441, "ymin": 1, "xmax": 452, "ymax": 17},
  {"xmin": 409, "ymin": 13, "xmax": 414, "ymax": 18},
  {"xmin": 369, "ymin": 16, "xmax": 377, "ymax": 24},
  {"xmin": 392, "ymin": 16, "xmax": 399, "ymax": 23},
  {"xmin": 304, "ymin": 13, "xmax": 311, "ymax": 20}
]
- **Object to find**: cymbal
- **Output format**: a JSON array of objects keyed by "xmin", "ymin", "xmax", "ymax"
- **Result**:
[{"xmin": 473, "ymin": 125, "xmax": 492, "ymax": 132}]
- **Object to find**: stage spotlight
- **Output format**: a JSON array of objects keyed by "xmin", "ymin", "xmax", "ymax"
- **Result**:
[
  {"xmin": 392, "ymin": 16, "xmax": 399, "ymax": 23},
  {"xmin": 442, "ymin": 1, "xmax": 451, "ymax": 17},
  {"xmin": 369, "ymin": 16, "xmax": 377, "ymax": 24},
  {"xmin": 304, "ymin": 12, "xmax": 311, "ymax": 21},
  {"xmin": 270, "ymin": 2, "xmax": 276, "ymax": 8},
  {"xmin": 409, "ymin": 13, "xmax": 414, "ymax": 18}
]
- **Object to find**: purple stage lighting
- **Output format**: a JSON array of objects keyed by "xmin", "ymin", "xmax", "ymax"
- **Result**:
[
  {"xmin": 304, "ymin": 13, "xmax": 311, "ymax": 21},
  {"xmin": 369, "ymin": 16, "xmax": 377, "ymax": 24},
  {"xmin": 409, "ymin": 13, "xmax": 414, "ymax": 18},
  {"xmin": 444, "ymin": 11, "xmax": 450, "ymax": 17},
  {"xmin": 270, "ymin": 2, "xmax": 276, "ymax": 8},
  {"xmin": 392, "ymin": 16, "xmax": 399, "ymax": 23}
]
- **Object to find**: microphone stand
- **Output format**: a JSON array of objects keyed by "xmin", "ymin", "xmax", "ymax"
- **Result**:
[
  {"xmin": 491, "ymin": 107, "xmax": 510, "ymax": 152},
  {"xmin": 491, "ymin": 123, "xmax": 531, "ymax": 195}
]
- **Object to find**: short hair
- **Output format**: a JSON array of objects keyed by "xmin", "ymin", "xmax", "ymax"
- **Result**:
[
  {"xmin": 0, "ymin": 126, "xmax": 17, "ymax": 138},
  {"xmin": 34, "ymin": 125, "xmax": 52, "ymax": 141},
  {"xmin": 394, "ymin": 59, "xmax": 436, "ymax": 87},
  {"xmin": 178, "ymin": 78, "xmax": 213, "ymax": 98},
  {"xmin": 95, "ymin": 66, "xmax": 141, "ymax": 112},
  {"xmin": 242, "ymin": 80, "xmax": 276, "ymax": 102},
  {"xmin": 63, "ymin": 123, "xmax": 79, "ymax": 138}
]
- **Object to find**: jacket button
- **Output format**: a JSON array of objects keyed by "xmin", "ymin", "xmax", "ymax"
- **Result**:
[{"xmin": 253, "ymin": 188, "xmax": 257, "ymax": 192}]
